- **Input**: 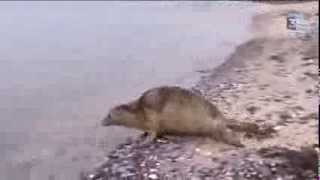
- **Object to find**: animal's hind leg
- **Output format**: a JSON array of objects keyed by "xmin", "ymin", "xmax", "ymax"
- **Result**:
[
  {"xmin": 222, "ymin": 130, "xmax": 244, "ymax": 147},
  {"xmin": 140, "ymin": 131, "xmax": 168, "ymax": 140},
  {"xmin": 212, "ymin": 125, "xmax": 244, "ymax": 147}
]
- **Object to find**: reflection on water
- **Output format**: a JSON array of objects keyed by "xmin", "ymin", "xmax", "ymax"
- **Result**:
[{"xmin": 0, "ymin": 1, "xmax": 257, "ymax": 179}]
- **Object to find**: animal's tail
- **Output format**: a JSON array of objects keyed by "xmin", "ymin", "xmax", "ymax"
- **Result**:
[
  {"xmin": 226, "ymin": 119, "xmax": 276, "ymax": 139},
  {"xmin": 226, "ymin": 119, "xmax": 260, "ymax": 134}
]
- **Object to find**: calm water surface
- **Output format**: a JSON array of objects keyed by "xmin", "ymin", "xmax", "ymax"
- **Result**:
[{"xmin": 0, "ymin": 2, "xmax": 257, "ymax": 179}]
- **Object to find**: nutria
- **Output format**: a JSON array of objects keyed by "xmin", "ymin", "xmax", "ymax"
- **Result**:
[{"xmin": 102, "ymin": 86, "xmax": 259, "ymax": 147}]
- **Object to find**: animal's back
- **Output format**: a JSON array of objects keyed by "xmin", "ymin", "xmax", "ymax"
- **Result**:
[{"xmin": 138, "ymin": 86, "xmax": 226, "ymax": 135}]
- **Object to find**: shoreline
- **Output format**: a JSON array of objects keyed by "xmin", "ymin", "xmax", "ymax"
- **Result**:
[{"xmin": 83, "ymin": 1, "xmax": 318, "ymax": 179}]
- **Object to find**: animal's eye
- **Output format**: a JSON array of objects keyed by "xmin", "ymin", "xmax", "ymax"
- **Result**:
[
  {"xmin": 114, "ymin": 106, "xmax": 122, "ymax": 112},
  {"xmin": 119, "ymin": 105, "xmax": 130, "ymax": 111}
]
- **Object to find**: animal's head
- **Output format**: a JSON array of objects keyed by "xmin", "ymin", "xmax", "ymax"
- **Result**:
[{"xmin": 102, "ymin": 103, "xmax": 140, "ymax": 128}]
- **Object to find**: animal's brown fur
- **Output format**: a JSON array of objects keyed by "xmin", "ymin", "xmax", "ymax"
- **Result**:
[{"xmin": 102, "ymin": 86, "xmax": 258, "ymax": 147}]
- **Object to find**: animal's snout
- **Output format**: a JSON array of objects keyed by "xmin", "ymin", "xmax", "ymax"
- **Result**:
[{"xmin": 102, "ymin": 115, "xmax": 112, "ymax": 126}]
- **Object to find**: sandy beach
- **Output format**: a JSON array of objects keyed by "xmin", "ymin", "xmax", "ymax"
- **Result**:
[{"xmin": 84, "ymin": 1, "xmax": 319, "ymax": 180}]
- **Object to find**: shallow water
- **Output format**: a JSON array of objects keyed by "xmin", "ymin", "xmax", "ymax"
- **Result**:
[{"xmin": 0, "ymin": 2, "xmax": 257, "ymax": 179}]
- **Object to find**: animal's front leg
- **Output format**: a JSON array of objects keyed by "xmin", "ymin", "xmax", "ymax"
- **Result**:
[
  {"xmin": 138, "ymin": 131, "xmax": 159, "ymax": 146},
  {"xmin": 139, "ymin": 131, "xmax": 171, "ymax": 145},
  {"xmin": 139, "ymin": 132, "xmax": 149, "ymax": 139},
  {"xmin": 139, "ymin": 110, "xmax": 161, "ymax": 145}
]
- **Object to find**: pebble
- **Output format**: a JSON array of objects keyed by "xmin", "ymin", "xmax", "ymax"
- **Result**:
[
  {"xmin": 191, "ymin": 176, "xmax": 201, "ymax": 180},
  {"xmin": 279, "ymin": 112, "xmax": 293, "ymax": 121},
  {"xmin": 140, "ymin": 162, "xmax": 146, "ymax": 167},
  {"xmin": 149, "ymin": 168, "xmax": 157, "ymax": 173},
  {"xmin": 270, "ymin": 162, "xmax": 277, "ymax": 167},
  {"xmin": 271, "ymin": 167, "xmax": 277, "ymax": 172},
  {"xmin": 88, "ymin": 174, "xmax": 96, "ymax": 179},
  {"xmin": 225, "ymin": 171, "xmax": 233, "ymax": 176},
  {"xmin": 246, "ymin": 105, "xmax": 260, "ymax": 114},
  {"xmin": 148, "ymin": 173, "xmax": 158, "ymax": 179}
]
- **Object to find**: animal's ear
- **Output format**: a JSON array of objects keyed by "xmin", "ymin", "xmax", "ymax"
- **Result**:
[
  {"xmin": 127, "ymin": 100, "xmax": 139, "ymax": 111},
  {"xmin": 116, "ymin": 100, "xmax": 138, "ymax": 112}
]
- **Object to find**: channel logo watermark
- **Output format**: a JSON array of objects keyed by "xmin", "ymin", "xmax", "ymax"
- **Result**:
[{"xmin": 287, "ymin": 11, "xmax": 318, "ymax": 39}]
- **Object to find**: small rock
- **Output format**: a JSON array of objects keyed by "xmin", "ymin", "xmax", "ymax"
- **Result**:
[
  {"xmin": 274, "ymin": 98, "xmax": 283, "ymax": 102},
  {"xmin": 271, "ymin": 167, "xmax": 277, "ymax": 172},
  {"xmin": 302, "ymin": 56, "xmax": 316, "ymax": 61},
  {"xmin": 270, "ymin": 55, "xmax": 285, "ymax": 63},
  {"xmin": 177, "ymin": 156, "xmax": 186, "ymax": 161},
  {"xmin": 234, "ymin": 68, "xmax": 243, "ymax": 73},
  {"xmin": 270, "ymin": 162, "xmax": 277, "ymax": 167},
  {"xmin": 305, "ymin": 89, "xmax": 313, "ymax": 94},
  {"xmin": 279, "ymin": 112, "xmax": 293, "ymax": 121},
  {"xmin": 301, "ymin": 61, "xmax": 314, "ymax": 66},
  {"xmin": 274, "ymin": 126, "xmax": 283, "ymax": 131},
  {"xmin": 225, "ymin": 171, "xmax": 234, "ymax": 176},
  {"xmin": 156, "ymin": 138, "xmax": 168, "ymax": 143},
  {"xmin": 148, "ymin": 174, "xmax": 158, "ymax": 179},
  {"xmin": 88, "ymin": 173, "xmax": 98, "ymax": 180},
  {"xmin": 191, "ymin": 176, "xmax": 201, "ymax": 180},
  {"xmin": 149, "ymin": 168, "xmax": 157, "ymax": 173},
  {"xmin": 283, "ymin": 95, "xmax": 292, "ymax": 99},
  {"xmin": 248, "ymin": 167, "xmax": 254, "ymax": 172},
  {"xmin": 258, "ymin": 160, "xmax": 264, "ymax": 165},
  {"xmin": 246, "ymin": 105, "xmax": 260, "ymax": 115},
  {"xmin": 297, "ymin": 76, "xmax": 307, "ymax": 81},
  {"xmin": 140, "ymin": 162, "xmax": 146, "ymax": 167}
]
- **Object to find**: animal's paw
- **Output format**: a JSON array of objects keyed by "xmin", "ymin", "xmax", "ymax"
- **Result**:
[{"xmin": 139, "ymin": 132, "xmax": 149, "ymax": 139}]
